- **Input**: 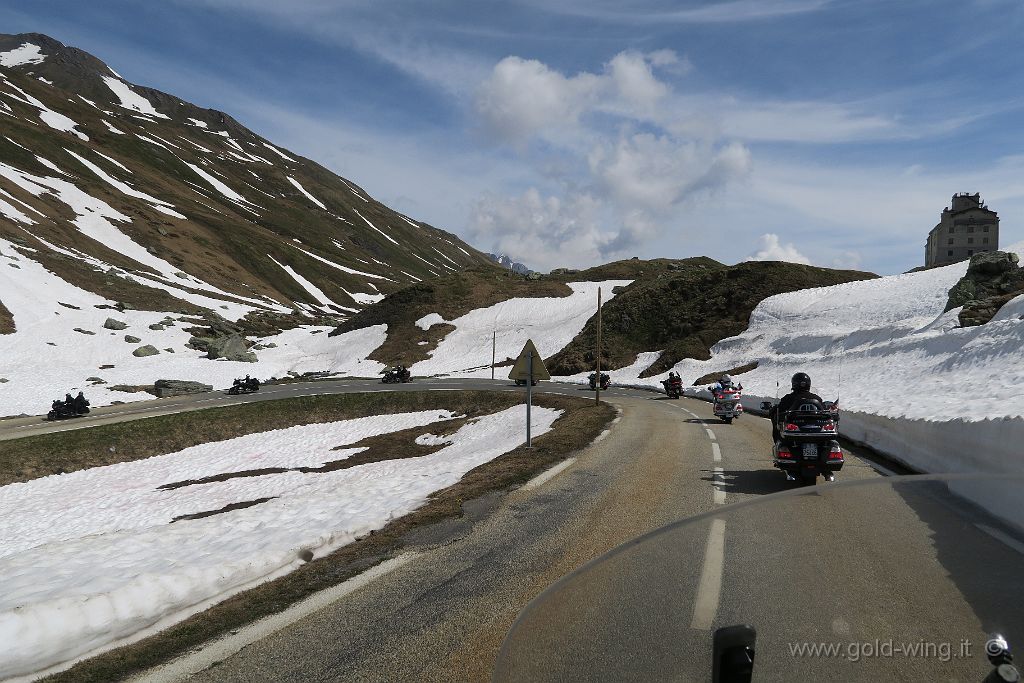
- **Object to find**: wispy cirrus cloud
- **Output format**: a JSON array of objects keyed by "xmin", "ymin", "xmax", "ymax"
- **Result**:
[{"xmin": 523, "ymin": 0, "xmax": 833, "ymax": 24}]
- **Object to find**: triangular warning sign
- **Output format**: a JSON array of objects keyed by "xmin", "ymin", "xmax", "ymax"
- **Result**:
[{"xmin": 508, "ymin": 339, "xmax": 551, "ymax": 381}]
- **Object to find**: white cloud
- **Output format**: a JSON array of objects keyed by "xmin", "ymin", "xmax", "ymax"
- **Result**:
[
  {"xmin": 588, "ymin": 134, "xmax": 751, "ymax": 211},
  {"xmin": 474, "ymin": 50, "xmax": 685, "ymax": 142},
  {"xmin": 524, "ymin": 0, "xmax": 833, "ymax": 24},
  {"xmin": 475, "ymin": 57, "xmax": 603, "ymax": 142},
  {"xmin": 468, "ymin": 188, "xmax": 608, "ymax": 271},
  {"xmin": 746, "ymin": 233, "xmax": 812, "ymax": 264}
]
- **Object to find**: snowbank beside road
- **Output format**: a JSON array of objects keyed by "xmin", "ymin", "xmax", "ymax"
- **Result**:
[
  {"xmin": 586, "ymin": 244, "xmax": 1024, "ymax": 473},
  {"xmin": 0, "ymin": 404, "xmax": 561, "ymax": 680}
]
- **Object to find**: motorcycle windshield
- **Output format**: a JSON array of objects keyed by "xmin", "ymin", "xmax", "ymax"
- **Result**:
[{"xmin": 494, "ymin": 474, "xmax": 1024, "ymax": 682}]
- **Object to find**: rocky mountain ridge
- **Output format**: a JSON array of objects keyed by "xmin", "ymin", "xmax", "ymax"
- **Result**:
[{"xmin": 0, "ymin": 32, "xmax": 495, "ymax": 332}]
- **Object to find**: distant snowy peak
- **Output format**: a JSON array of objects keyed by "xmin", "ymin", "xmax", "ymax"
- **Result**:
[{"xmin": 488, "ymin": 253, "xmax": 533, "ymax": 275}]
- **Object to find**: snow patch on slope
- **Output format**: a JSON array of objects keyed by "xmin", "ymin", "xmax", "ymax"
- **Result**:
[
  {"xmin": 0, "ymin": 42, "xmax": 46, "ymax": 67},
  {"xmin": 101, "ymin": 76, "xmax": 169, "ymax": 119}
]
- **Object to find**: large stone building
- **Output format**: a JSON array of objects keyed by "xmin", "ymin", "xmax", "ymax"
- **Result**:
[{"xmin": 925, "ymin": 193, "xmax": 999, "ymax": 267}]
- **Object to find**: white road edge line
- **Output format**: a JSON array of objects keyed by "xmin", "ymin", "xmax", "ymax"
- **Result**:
[
  {"xmin": 523, "ymin": 458, "xmax": 577, "ymax": 490},
  {"xmin": 705, "ymin": 429, "xmax": 716, "ymax": 441},
  {"xmin": 131, "ymin": 553, "xmax": 419, "ymax": 683},
  {"xmin": 711, "ymin": 443, "xmax": 722, "ymax": 462},
  {"xmin": 712, "ymin": 466, "xmax": 726, "ymax": 504},
  {"xmin": 976, "ymin": 523, "xmax": 1024, "ymax": 555},
  {"xmin": 690, "ymin": 518, "xmax": 726, "ymax": 630}
]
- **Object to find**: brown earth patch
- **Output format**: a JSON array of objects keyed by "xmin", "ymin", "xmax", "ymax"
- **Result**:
[
  {"xmin": 0, "ymin": 298, "xmax": 13, "ymax": 334},
  {"xmin": 157, "ymin": 416, "xmax": 474, "ymax": 491},
  {"xmin": 693, "ymin": 361, "xmax": 759, "ymax": 386}
]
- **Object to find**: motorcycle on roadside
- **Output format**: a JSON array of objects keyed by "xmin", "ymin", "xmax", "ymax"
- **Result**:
[
  {"xmin": 589, "ymin": 372, "xmax": 610, "ymax": 391},
  {"xmin": 46, "ymin": 392, "xmax": 90, "ymax": 421},
  {"xmin": 382, "ymin": 366, "xmax": 413, "ymax": 384},
  {"xmin": 228, "ymin": 376, "xmax": 260, "ymax": 395}
]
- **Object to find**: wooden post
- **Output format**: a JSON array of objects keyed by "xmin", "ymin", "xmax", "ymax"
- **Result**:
[
  {"xmin": 526, "ymin": 350, "xmax": 533, "ymax": 447},
  {"xmin": 491, "ymin": 330, "xmax": 496, "ymax": 380},
  {"xmin": 596, "ymin": 287, "xmax": 602, "ymax": 405}
]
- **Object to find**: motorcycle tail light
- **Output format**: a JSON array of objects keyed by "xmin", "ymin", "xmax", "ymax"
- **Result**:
[
  {"xmin": 822, "ymin": 422, "xmax": 835, "ymax": 431},
  {"xmin": 829, "ymin": 445, "xmax": 843, "ymax": 459},
  {"xmin": 778, "ymin": 447, "xmax": 793, "ymax": 459},
  {"xmin": 784, "ymin": 423, "xmax": 800, "ymax": 432}
]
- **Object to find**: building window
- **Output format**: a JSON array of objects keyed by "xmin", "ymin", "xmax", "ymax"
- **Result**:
[
  {"xmin": 968, "ymin": 237, "xmax": 974, "ymax": 244},
  {"xmin": 984, "ymin": 237, "xmax": 989, "ymax": 244},
  {"xmin": 948, "ymin": 250, "xmax": 954, "ymax": 256},
  {"xmin": 948, "ymin": 238, "xmax": 954, "ymax": 245},
  {"xmin": 969, "ymin": 226, "xmax": 975, "ymax": 233},
  {"xmin": 984, "ymin": 226, "xmax": 989, "ymax": 232},
  {"xmin": 949, "ymin": 226, "xmax": 954, "ymax": 233}
]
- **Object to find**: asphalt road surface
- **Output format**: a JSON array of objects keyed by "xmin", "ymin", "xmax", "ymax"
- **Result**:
[{"xmin": 5, "ymin": 380, "xmax": 1018, "ymax": 682}]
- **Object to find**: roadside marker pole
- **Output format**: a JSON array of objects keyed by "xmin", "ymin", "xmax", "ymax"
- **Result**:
[
  {"xmin": 526, "ymin": 350, "xmax": 533, "ymax": 447},
  {"xmin": 491, "ymin": 330, "xmax": 496, "ymax": 381},
  {"xmin": 596, "ymin": 287, "xmax": 602, "ymax": 405}
]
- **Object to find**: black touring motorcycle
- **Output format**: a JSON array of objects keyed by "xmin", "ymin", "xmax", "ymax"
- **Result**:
[
  {"xmin": 228, "ymin": 376, "xmax": 261, "ymax": 394},
  {"xmin": 47, "ymin": 392, "xmax": 90, "ymax": 420}
]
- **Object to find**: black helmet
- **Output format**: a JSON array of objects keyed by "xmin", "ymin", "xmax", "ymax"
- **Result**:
[{"xmin": 791, "ymin": 372, "xmax": 811, "ymax": 391}]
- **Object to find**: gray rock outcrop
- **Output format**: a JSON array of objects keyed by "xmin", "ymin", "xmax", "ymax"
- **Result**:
[
  {"xmin": 133, "ymin": 345, "xmax": 160, "ymax": 357},
  {"xmin": 153, "ymin": 379, "xmax": 213, "ymax": 397},
  {"xmin": 103, "ymin": 318, "xmax": 128, "ymax": 330},
  {"xmin": 945, "ymin": 251, "xmax": 1024, "ymax": 326}
]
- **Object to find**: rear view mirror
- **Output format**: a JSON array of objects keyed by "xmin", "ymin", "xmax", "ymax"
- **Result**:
[{"xmin": 713, "ymin": 624, "xmax": 756, "ymax": 683}]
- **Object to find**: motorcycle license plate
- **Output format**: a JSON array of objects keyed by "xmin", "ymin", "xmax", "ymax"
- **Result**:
[{"xmin": 802, "ymin": 443, "xmax": 819, "ymax": 459}]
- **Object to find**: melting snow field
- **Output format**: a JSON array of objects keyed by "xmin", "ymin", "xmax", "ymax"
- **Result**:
[
  {"xmin": 0, "ymin": 404, "xmax": 561, "ymax": 680},
  {"xmin": 0, "ymin": 237, "xmax": 385, "ymax": 417},
  {"xmin": 412, "ymin": 281, "xmax": 632, "ymax": 376}
]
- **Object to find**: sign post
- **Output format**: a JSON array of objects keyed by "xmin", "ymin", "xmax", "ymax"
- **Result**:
[
  {"xmin": 596, "ymin": 287, "xmax": 602, "ymax": 405},
  {"xmin": 491, "ymin": 330, "xmax": 496, "ymax": 381},
  {"xmin": 526, "ymin": 350, "xmax": 532, "ymax": 446},
  {"xmin": 508, "ymin": 339, "xmax": 551, "ymax": 448}
]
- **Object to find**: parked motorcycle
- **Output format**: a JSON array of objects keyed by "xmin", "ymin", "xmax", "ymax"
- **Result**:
[
  {"xmin": 589, "ymin": 372, "xmax": 610, "ymax": 390},
  {"xmin": 662, "ymin": 375, "xmax": 683, "ymax": 399},
  {"xmin": 711, "ymin": 386, "xmax": 743, "ymax": 423},
  {"xmin": 514, "ymin": 378, "xmax": 538, "ymax": 387},
  {"xmin": 228, "ymin": 376, "xmax": 260, "ymax": 394},
  {"xmin": 382, "ymin": 366, "xmax": 413, "ymax": 384},
  {"xmin": 761, "ymin": 399, "xmax": 843, "ymax": 485}
]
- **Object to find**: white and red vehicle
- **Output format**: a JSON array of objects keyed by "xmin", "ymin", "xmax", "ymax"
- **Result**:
[{"xmin": 710, "ymin": 386, "xmax": 743, "ymax": 424}]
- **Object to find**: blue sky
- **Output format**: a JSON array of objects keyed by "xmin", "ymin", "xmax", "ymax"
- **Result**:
[{"xmin": 3, "ymin": 0, "xmax": 1024, "ymax": 273}]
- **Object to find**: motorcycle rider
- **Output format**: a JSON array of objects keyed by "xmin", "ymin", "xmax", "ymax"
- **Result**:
[
  {"xmin": 73, "ymin": 391, "xmax": 88, "ymax": 414},
  {"xmin": 771, "ymin": 372, "xmax": 823, "ymax": 439}
]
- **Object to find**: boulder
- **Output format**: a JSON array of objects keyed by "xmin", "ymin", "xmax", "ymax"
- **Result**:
[
  {"xmin": 124, "ymin": 335, "xmax": 142, "ymax": 343},
  {"xmin": 103, "ymin": 318, "xmax": 128, "ymax": 330},
  {"xmin": 149, "ymin": 323, "xmax": 166, "ymax": 331},
  {"xmin": 967, "ymin": 250, "xmax": 1019, "ymax": 277},
  {"xmin": 153, "ymin": 379, "xmax": 212, "ymax": 397},
  {"xmin": 73, "ymin": 328, "xmax": 95, "ymax": 335},
  {"xmin": 945, "ymin": 250, "xmax": 1024, "ymax": 325},
  {"xmin": 133, "ymin": 345, "xmax": 160, "ymax": 357},
  {"xmin": 205, "ymin": 334, "xmax": 257, "ymax": 362}
]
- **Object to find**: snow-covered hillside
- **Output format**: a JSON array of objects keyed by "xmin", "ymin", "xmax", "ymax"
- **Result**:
[{"xmin": 595, "ymin": 243, "xmax": 1024, "ymax": 421}]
